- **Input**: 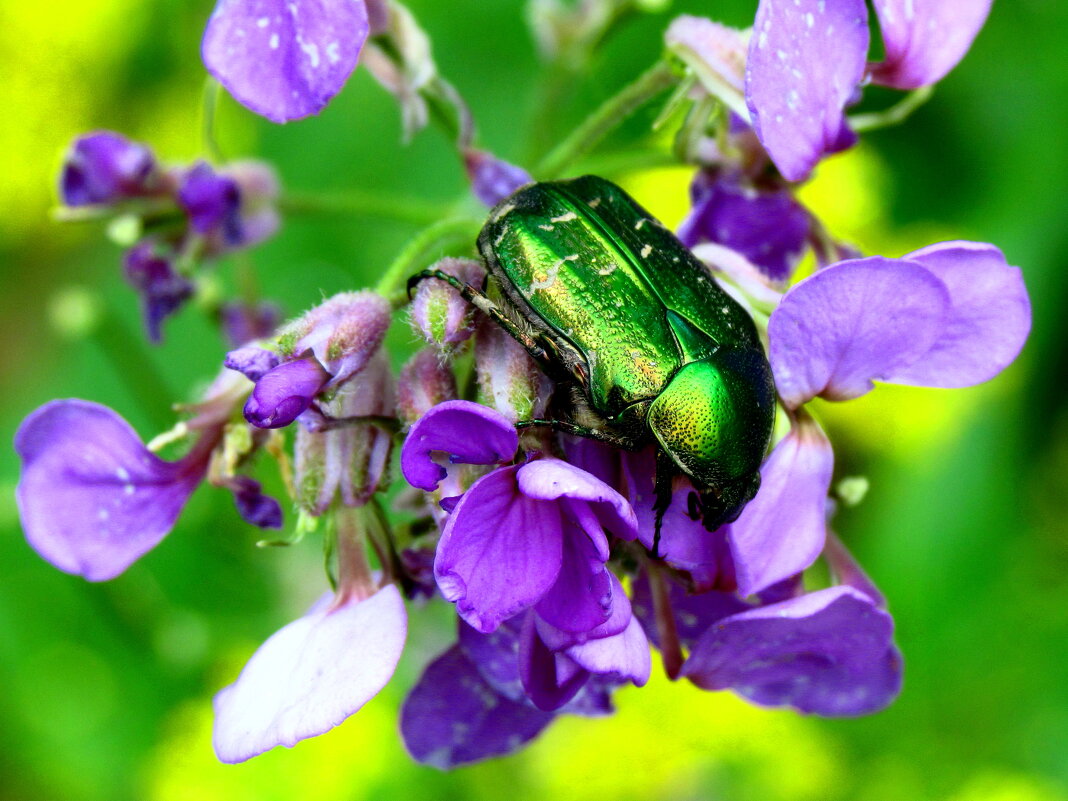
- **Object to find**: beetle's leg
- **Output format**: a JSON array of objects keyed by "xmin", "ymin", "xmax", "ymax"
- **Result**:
[
  {"xmin": 515, "ymin": 418, "xmax": 635, "ymax": 449},
  {"xmin": 651, "ymin": 449, "xmax": 677, "ymax": 558},
  {"xmin": 407, "ymin": 268, "xmax": 560, "ymax": 368}
]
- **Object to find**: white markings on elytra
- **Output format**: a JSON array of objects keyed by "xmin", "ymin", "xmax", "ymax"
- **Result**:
[
  {"xmin": 493, "ymin": 229, "xmax": 507, "ymax": 248},
  {"xmin": 550, "ymin": 211, "xmax": 577, "ymax": 223},
  {"xmin": 598, "ymin": 262, "xmax": 617, "ymax": 276},
  {"xmin": 588, "ymin": 197, "xmax": 602, "ymax": 208},
  {"xmin": 634, "ymin": 218, "xmax": 647, "ymax": 230},
  {"xmin": 640, "ymin": 244, "xmax": 653, "ymax": 258},
  {"xmin": 530, "ymin": 254, "xmax": 578, "ymax": 290}
]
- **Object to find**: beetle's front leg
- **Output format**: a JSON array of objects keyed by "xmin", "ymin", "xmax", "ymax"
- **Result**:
[
  {"xmin": 408, "ymin": 268, "xmax": 562, "ymax": 374},
  {"xmin": 515, "ymin": 418, "xmax": 636, "ymax": 449}
]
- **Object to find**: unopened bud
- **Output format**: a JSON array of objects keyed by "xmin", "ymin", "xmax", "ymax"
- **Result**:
[
  {"xmin": 244, "ymin": 356, "xmax": 331, "ymax": 429},
  {"xmin": 397, "ymin": 348, "xmax": 458, "ymax": 426},
  {"xmin": 409, "ymin": 258, "xmax": 484, "ymax": 350},
  {"xmin": 279, "ymin": 291, "xmax": 392, "ymax": 386},
  {"xmin": 474, "ymin": 318, "xmax": 552, "ymax": 422},
  {"xmin": 665, "ymin": 16, "xmax": 748, "ymax": 119},
  {"xmin": 294, "ymin": 351, "xmax": 395, "ymax": 515}
]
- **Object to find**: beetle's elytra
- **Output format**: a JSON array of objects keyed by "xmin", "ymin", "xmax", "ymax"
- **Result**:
[{"xmin": 413, "ymin": 175, "xmax": 776, "ymax": 541}]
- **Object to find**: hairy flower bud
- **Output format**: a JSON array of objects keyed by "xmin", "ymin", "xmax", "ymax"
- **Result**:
[
  {"xmin": 397, "ymin": 348, "xmax": 458, "ymax": 426},
  {"xmin": 294, "ymin": 351, "xmax": 395, "ymax": 515},
  {"xmin": 665, "ymin": 16, "xmax": 748, "ymax": 118},
  {"xmin": 279, "ymin": 291, "xmax": 392, "ymax": 387},
  {"xmin": 474, "ymin": 318, "xmax": 552, "ymax": 423},
  {"xmin": 409, "ymin": 258, "xmax": 484, "ymax": 350}
]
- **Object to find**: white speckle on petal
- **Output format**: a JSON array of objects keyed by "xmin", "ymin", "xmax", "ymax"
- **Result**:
[
  {"xmin": 326, "ymin": 41, "xmax": 340, "ymax": 64},
  {"xmin": 805, "ymin": 12, "xmax": 814, "ymax": 28},
  {"xmin": 270, "ymin": 33, "xmax": 280, "ymax": 49},
  {"xmin": 257, "ymin": 16, "xmax": 270, "ymax": 27}
]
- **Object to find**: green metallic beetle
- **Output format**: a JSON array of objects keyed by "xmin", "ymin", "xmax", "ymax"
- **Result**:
[{"xmin": 411, "ymin": 175, "xmax": 776, "ymax": 541}]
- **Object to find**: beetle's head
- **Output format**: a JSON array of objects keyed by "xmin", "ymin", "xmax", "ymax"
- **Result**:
[{"xmin": 647, "ymin": 347, "xmax": 776, "ymax": 529}]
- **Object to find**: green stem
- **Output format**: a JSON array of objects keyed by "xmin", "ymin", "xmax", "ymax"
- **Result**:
[
  {"xmin": 200, "ymin": 77, "xmax": 224, "ymax": 163},
  {"xmin": 279, "ymin": 190, "xmax": 446, "ymax": 226},
  {"xmin": 375, "ymin": 216, "xmax": 481, "ymax": 302},
  {"xmin": 848, "ymin": 86, "xmax": 934, "ymax": 132},
  {"xmin": 534, "ymin": 59, "xmax": 677, "ymax": 179}
]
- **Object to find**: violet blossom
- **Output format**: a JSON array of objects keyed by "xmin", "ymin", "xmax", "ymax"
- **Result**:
[
  {"xmin": 14, "ymin": 400, "xmax": 214, "ymax": 581},
  {"xmin": 59, "ymin": 131, "xmax": 162, "ymax": 207},
  {"xmin": 746, "ymin": 0, "xmax": 993, "ymax": 180},
  {"xmin": 202, "ymin": 0, "xmax": 371, "ymax": 123}
]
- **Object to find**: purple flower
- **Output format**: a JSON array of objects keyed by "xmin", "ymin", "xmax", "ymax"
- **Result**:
[
  {"xmin": 226, "ymin": 475, "xmax": 283, "ymax": 529},
  {"xmin": 870, "ymin": 0, "xmax": 993, "ymax": 91},
  {"xmin": 401, "ymin": 618, "xmax": 616, "ymax": 768},
  {"xmin": 213, "ymin": 584, "xmax": 407, "ymax": 762},
  {"xmin": 397, "ymin": 348, "xmax": 458, "ymax": 426},
  {"xmin": 463, "ymin": 149, "xmax": 533, "ymax": 207},
  {"xmin": 122, "ymin": 240, "xmax": 195, "ymax": 344},
  {"xmin": 681, "ymin": 585, "xmax": 902, "ymax": 716},
  {"xmin": 220, "ymin": 300, "xmax": 281, "ymax": 347},
  {"xmin": 14, "ymin": 400, "xmax": 213, "ymax": 581},
  {"xmin": 400, "ymin": 401, "xmax": 638, "ymax": 635},
  {"xmin": 677, "ymin": 169, "xmax": 811, "ymax": 283},
  {"xmin": 178, "ymin": 161, "xmax": 242, "ymax": 243},
  {"xmin": 769, "ymin": 244, "xmax": 1032, "ymax": 407},
  {"xmin": 745, "ymin": 0, "xmax": 992, "ymax": 180},
  {"xmin": 59, "ymin": 131, "xmax": 160, "ymax": 207},
  {"xmin": 202, "ymin": 0, "xmax": 370, "ymax": 123}
]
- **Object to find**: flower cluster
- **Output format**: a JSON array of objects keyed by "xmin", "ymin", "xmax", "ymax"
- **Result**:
[
  {"xmin": 58, "ymin": 131, "xmax": 280, "ymax": 343},
  {"xmin": 15, "ymin": 0, "xmax": 1030, "ymax": 773}
]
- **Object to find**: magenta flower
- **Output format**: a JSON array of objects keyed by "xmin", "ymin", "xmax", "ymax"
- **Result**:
[
  {"xmin": 213, "ymin": 584, "xmax": 407, "ymax": 762},
  {"xmin": 14, "ymin": 400, "xmax": 213, "ymax": 581},
  {"xmin": 202, "ymin": 0, "xmax": 371, "ymax": 123},
  {"xmin": 746, "ymin": 0, "xmax": 992, "ymax": 180}
]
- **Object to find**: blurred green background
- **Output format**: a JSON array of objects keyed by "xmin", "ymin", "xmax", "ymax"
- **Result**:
[{"xmin": 1, "ymin": 1, "xmax": 1066, "ymax": 799}]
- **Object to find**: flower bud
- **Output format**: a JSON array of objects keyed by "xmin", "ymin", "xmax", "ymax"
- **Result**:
[
  {"xmin": 279, "ymin": 291, "xmax": 392, "ymax": 387},
  {"xmin": 220, "ymin": 300, "xmax": 281, "ymax": 347},
  {"xmin": 665, "ymin": 16, "xmax": 748, "ymax": 118},
  {"xmin": 294, "ymin": 351, "xmax": 395, "ymax": 515},
  {"xmin": 244, "ymin": 356, "xmax": 331, "ymax": 429},
  {"xmin": 123, "ymin": 240, "xmax": 195, "ymax": 343},
  {"xmin": 397, "ymin": 348, "xmax": 458, "ymax": 426},
  {"xmin": 463, "ymin": 149, "xmax": 532, "ymax": 207},
  {"xmin": 361, "ymin": 2, "xmax": 437, "ymax": 138},
  {"xmin": 474, "ymin": 318, "xmax": 552, "ymax": 422},
  {"xmin": 60, "ymin": 131, "xmax": 160, "ymax": 207},
  {"xmin": 409, "ymin": 258, "xmax": 484, "ymax": 350},
  {"xmin": 222, "ymin": 160, "xmax": 281, "ymax": 249}
]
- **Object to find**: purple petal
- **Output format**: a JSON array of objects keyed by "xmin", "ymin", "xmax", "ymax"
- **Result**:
[
  {"xmin": 870, "ymin": 0, "xmax": 992, "ymax": 90},
  {"xmin": 60, "ymin": 131, "xmax": 159, "ymax": 206},
  {"xmin": 14, "ymin": 400, "xmax": 207, "ymax": 581},
  {"xmin": 224, "ymin": 346, "xmax": 281, "ymax": 382},
  {"xmin": 400, "ymin": 400, "xmax": 518, "ymax": 492},
  {"xmin": 457, "ymin": 617, "xmax": 527, "ymax": 702},
  {"xmin": 244, "ymin": 356, "xmax": 331, "ymax": 429},
  {"xmin": 202, "ymin": 0, "xmax": 369, "ymax": 123},
  {"xmin": 221, "ymin": 301, "xmax": 281, "ymax": 347},
  {"xmin": 213, "ymin": 584, "xmax": 406, "ymax": 762},
  {"xmin": 519, "ymin": 613, "xmax": 590, "ymax": 711},
  {"xmin": 881, "ymin": 242, "xmax": 1031, "ymax": 388},
  {"xmin": 228, "ymin": 476, "xmax": 283, "ymax": 529},
  {"xmin": 682, "ymin": 586, "xmax": 902, "ymax": 716},
  {"xmin": 435, "ymin": 466, "xmax": 563, "ymax": 633},
  {"xmin": 464, "ymin": 149, "xmax": 533, "ymax": 207},
  {"xmin": 400, "ymin": 644, "xmax": 554, "ymax": 769},
  {"xmin": 536, "ymin": 572, "xmax": 632, "ymax": 650},
  {"xmin": 564, "ymin": 616, "xmax": 651, "ymax": 687},
  {"xmin": 677, "ymin": 170, "xmax": 810, "ymax": 282},
  {"xmin": 745, "ymin": 0, "xmax": 869, "ymax": 181},
  {"xmin": 517, "ymin": 458, "xmax": 637, "ymax": 542},
  {"xmin": 769, "ymin": 256, "xmax": 950, "ymax": 407},
  {"xmin": 728, "ymin": 421, "xmax": 833, "ymax": 597},
  {"xmin": 534, "ymin": 526, "xmax": 613, "ymax": 634},
  {"xmin": 178, "ymin": 161, "xmax": 243, "ymax": 242}
]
